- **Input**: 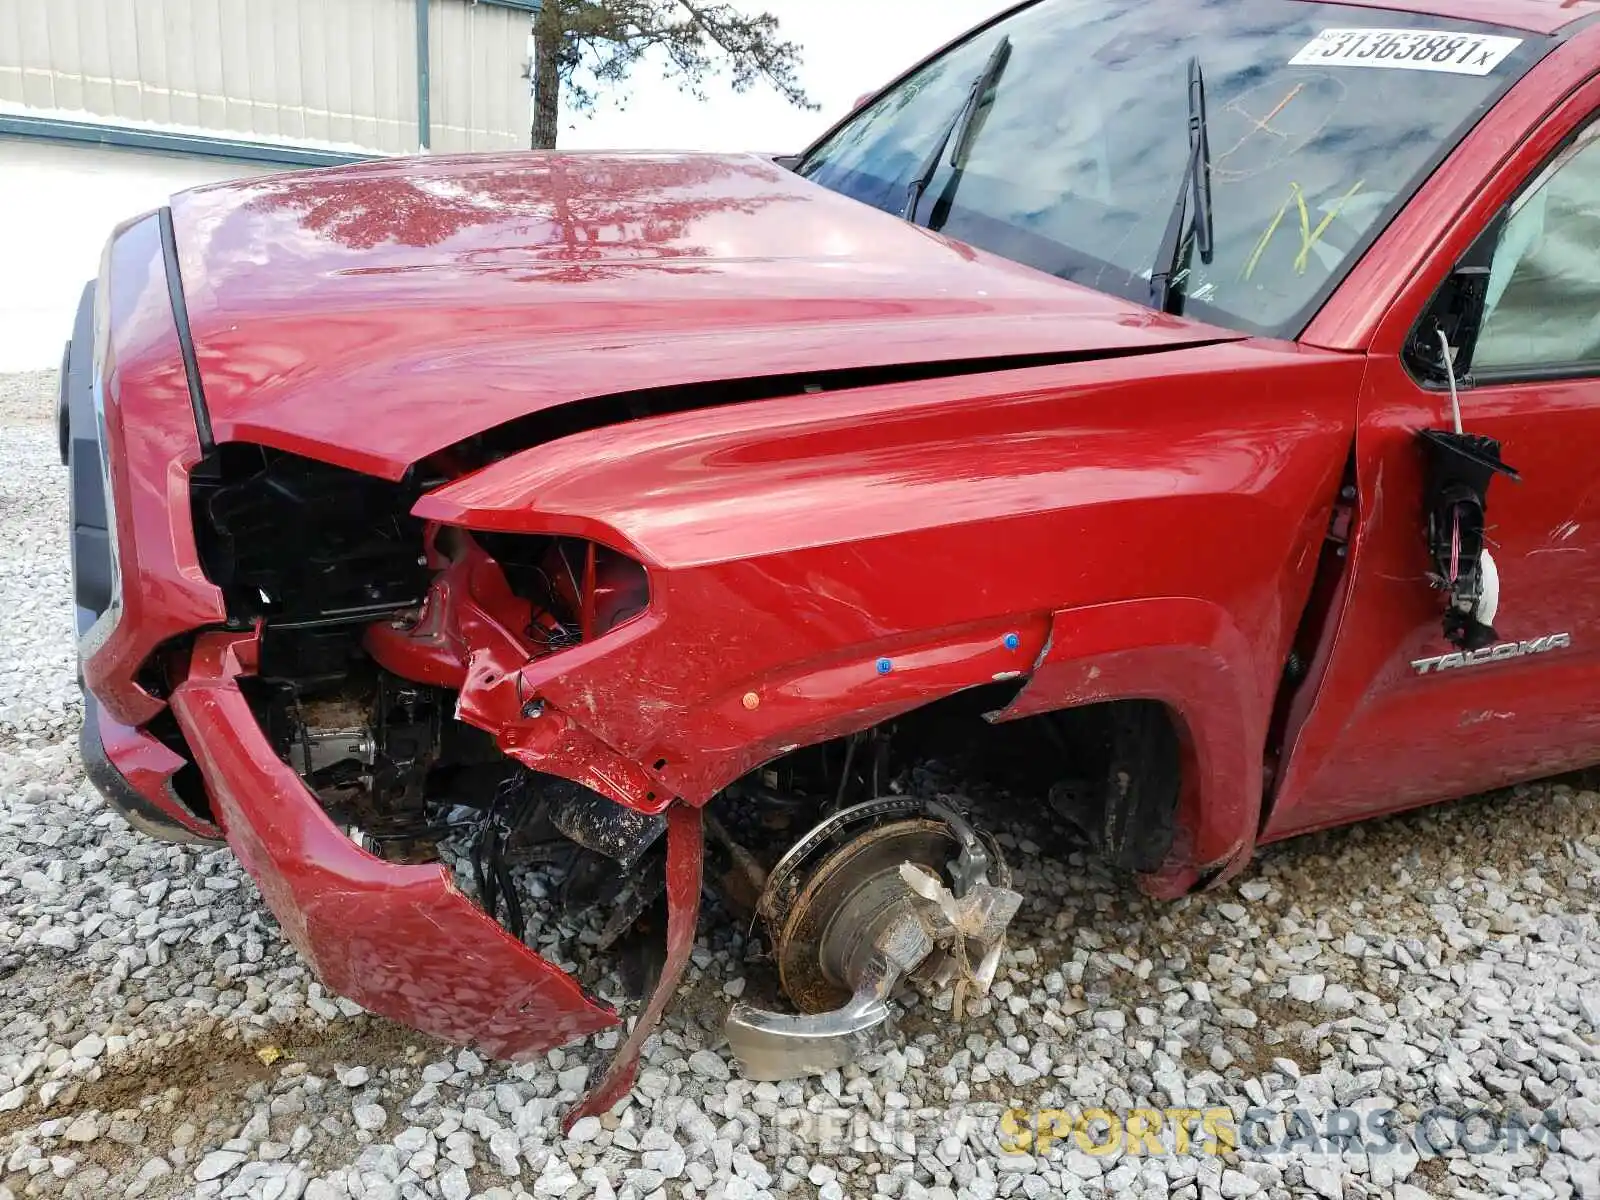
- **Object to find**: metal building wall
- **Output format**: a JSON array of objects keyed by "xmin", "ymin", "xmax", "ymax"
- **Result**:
[
  {"xmin": 0, "ymin": 0, "xmax": 531, "ymax": 155},
  {"xmin": 429, "ymin": 0, "xmax": 527, "ymax": 152}
]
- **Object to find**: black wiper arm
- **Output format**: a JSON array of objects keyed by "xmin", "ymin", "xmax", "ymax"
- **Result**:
[
  {"xmin": 1149, "ymin": 56, "xmax": 1215, "ymax": 315},
  {"xmin": 902, "ymin": 36, "xmax": 1013, "ymax": 224}
]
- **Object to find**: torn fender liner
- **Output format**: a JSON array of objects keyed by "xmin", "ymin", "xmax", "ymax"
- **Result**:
[
  {"xmin": 563, "ymin": 801, "xmax": 703, "ymax": 1131},
  {"xmin": 170, "ymin": 632, "xmax": 619, "ymax": 1057}
]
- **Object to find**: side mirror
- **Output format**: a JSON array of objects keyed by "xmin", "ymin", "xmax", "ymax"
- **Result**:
[{"xmin": 1404, "ymin": 210, "xmax": 1507, "ymax": 385}]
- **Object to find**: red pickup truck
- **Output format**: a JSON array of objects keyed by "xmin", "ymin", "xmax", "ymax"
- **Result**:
[{"xmin": 61, "ymin": 0, "xmax": 1600, "ymax": 1125}]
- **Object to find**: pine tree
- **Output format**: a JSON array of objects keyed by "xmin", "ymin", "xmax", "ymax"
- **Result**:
[{"xmin": 531, "ymin": 0, "xmax": 815, "ymax": 149}]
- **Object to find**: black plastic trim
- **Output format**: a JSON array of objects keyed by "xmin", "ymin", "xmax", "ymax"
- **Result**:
[
  {"xmin": 57, "ymin": 339, "xmax": 71, "ymax": 465},
  {"xmin": 65, "ymin": 281, "xmax": 114, "ymax": 633},
  {"xmin": 157, "ymin": 206, "xmax": 215, "ymax": 454},
  {"xmin": 1470, "ymin": 362, "xmax": 1600, "ymax": 387}
]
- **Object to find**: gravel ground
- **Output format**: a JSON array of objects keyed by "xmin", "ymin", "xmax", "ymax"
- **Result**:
[{"xmin": 5, "ymin": 368, "xmax": 1600, "ymax": 1200}]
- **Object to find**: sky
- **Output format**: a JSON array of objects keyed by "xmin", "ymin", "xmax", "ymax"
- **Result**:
[{"xmin": 555, "ymin": 0, "xmax": 1010, "ymax": 154}]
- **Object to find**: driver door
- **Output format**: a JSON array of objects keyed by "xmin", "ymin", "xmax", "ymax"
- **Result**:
[{"xmin": 1266, "ymin": 91, "xmax": 1600, "ymax": 839}]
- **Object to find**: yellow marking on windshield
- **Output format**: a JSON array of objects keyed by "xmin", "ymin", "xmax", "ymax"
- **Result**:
[
  {"xmin": 1242, "ymin": 179, "xmax": 1366, "ymax": 281},
  {"xmin": 1242, "ymin": 188, "xmax": 1295, "ymax": 281},
  {"xmin": 1295, "ymin": 180, "xmax": 1365, "ymax": 273}
]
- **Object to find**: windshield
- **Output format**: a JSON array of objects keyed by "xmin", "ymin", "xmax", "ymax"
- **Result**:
[{"xmin": 797, "ymin": 0, "xmax": 1546, "ymax": 338}]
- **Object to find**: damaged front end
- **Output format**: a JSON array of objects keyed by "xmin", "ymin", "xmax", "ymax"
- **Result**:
[
  {"xmin": 167, "ymin": 443, "xmax": 1031, "ymax": 1117},
  {"xmin": 71, "ymin": 193, "xmax": 1198, "ymax": 1129}
]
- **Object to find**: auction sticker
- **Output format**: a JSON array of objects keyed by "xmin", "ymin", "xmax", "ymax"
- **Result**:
[{"xmin": 1290, "ymin": 28, "xmax": 1522, "ymax": 75}]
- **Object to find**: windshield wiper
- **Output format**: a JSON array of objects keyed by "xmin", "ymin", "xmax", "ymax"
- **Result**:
[
  {"xmin": 1149, "ymin": 56, "xmax": 1215, "ymax": 315},
  {"xmin": 902, "ymin": 36, "xmax": 1013, "ymax": 225}
]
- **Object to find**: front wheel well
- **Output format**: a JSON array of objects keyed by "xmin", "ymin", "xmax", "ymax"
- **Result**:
[
  {"xmin": 1032, "ymin": 699, "xmax": 1184, "ymax": 874},
  {"xmin": 734, "ymin": 688, "xmax": 1184, "ymax": 876}
]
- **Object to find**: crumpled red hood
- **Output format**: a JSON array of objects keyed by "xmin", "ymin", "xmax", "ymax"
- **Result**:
[{"xmin": 171, "ymin": 151, "xmax": 1238, "ymax": 478}]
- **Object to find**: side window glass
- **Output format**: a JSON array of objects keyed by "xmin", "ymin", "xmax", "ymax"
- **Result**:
[{"xmin": 1475, "ymin": 121, "xmax": 1600, "ymax": 376}]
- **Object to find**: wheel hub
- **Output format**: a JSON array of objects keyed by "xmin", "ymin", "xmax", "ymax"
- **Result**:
[
  {"xmin": 777, "ymin": 819, "xmax": 956, "ymax": 1011},
  {"xmin": 724, "ymin": 799, "xmax": 1022, "ymax": 1081}
]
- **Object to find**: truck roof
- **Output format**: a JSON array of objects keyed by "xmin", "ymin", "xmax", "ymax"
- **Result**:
[{"xmin": 1315, "ymin": 0, "xmax": 1597, "ymax": 35}]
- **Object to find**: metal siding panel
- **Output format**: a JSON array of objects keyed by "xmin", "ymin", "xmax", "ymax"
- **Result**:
[
  {"xmin": 430, "ymin": 0, "xmax": 454, "ymax": 151},
  {"xmin": 134, "ymin": 0, "xmax": 171, "ymax": 125},
  {"xmin": 454, "ymin": 0, "xmax": 471, "ymax": 152},
  {"xmin": 505, "ymin": 9, "xmax": 526, "ymax": 147},
  {"xmin": 217, "ymin": 0, "xmax": 248, "ymax": 134},
  {"xmin": 492, "ymin": 6, "xmax": 527, "ymax": 149},
  {"xmin": 407, "ymin": 0, "xmax": 420, "ymax": 147},
  {"xmin": 164, "ymin": 0, "xmax": 201, "ymax": 128},
  {"xmin": 45, "ymin": 2, "xmax": 82, "ymax": 111},
  {"xmin": 360, "ymin": 0, "xmax": 382, "ymax": 149},
  {"xmin": 354, "ymin": 0, "xmax": 373, "ymax": 146},
  {"xmin": 80, "ymin": 0, "xmax": 115, "ymax": 116},
  {"xmin": 327, "ymin": 0, "xmax": 354, "ymax": 145},
  {"xmin": 272, "ymin": 0, "xmax": 305, "ymax": 141},
  {"xmin": 407, "ymin": 0, "xmax": 422, "ymax": 151},
  {"xmin": 428, "ymin": 0, "xmax": 448, "ymax": 150},
  {"xmin": 352, "ymin": 0, "xmax": 372, "ymax": 149},
  {"xmin": 373, "ymin": 0, "xmax": 406, "ymax": 152},
  {"xmin": 192, "ymin": 0, "xmax": 227, "ymax": 129},
  {"xmin": 1, "ymin": 0, "xmax": 506, "ymax": 155},
  {"xmin": 298, "ymin": 0, "xmax": 330, "ymax": 143},
  {"xmin": 245, "ymin": 0, "xmax": 277, "ymax": 137},
  {"xmin": 366, "ymin": 0, "xmax": 397, "ymax": 149},
  {"xmin": 233, "ymin": 11, "xmax": 253, "ymax": 134},
  {"xmin": 17, "ymin": 0, "xmax": 52, "ymax": 108},
  {"xmin": 0, "ymin": 0, "xmax": 20, "ymax": 106},
  {"xmin": 463, "ymin": 3, "xmax": 486, "ymax": 150},
  {"xmin": 486, "ymin": 9, "xmax": 508, "ymax": 149},
  {"xmin": 454, "ymin": 0, "xmax": 472, "ymax": 149},
  {"xmin": 473, "ymin": 7, "xmax": 491, "ymax": 149},
  {"xmin": 102, "ymin": 0, "xmax": 142, "ymax": 119},
  {"xmin": 349, "ymin": 0, "xmax": 377, "ymax": 149},
  {"xmin": 458, "ymin": 4, "xmax": 477, "ymax": 150},
  {"xmin": 431, "ymin": 1, "xmax": 526, "ymax": 151},
  {"xmin": 390, "ymin": 0, "xmax": 409, "ymax": 150}
]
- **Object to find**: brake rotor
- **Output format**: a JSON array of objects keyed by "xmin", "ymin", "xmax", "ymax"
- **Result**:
[
  {"xmin": 773, "ymin": 818, "xmax": 958, "ymax": 1013},
  {"xmin": 728, "ymin": 798, "xmax": 1022, "ymax": 1081}
]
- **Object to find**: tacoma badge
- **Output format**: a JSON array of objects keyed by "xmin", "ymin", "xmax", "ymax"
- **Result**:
[{"xmin": 1412, "ymin": 633, "xmax": 1571, "ymax": 676}]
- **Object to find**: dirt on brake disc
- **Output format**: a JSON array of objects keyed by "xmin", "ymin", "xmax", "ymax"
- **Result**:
[{"xmin": 773, "ymin": 819, "xmax": 959, "ymax": 1013}]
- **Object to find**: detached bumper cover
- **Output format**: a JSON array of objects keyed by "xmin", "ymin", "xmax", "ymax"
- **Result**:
[{"xmin": 170, "ymin": 632, "xmax": 619, "ymax": 1056}]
